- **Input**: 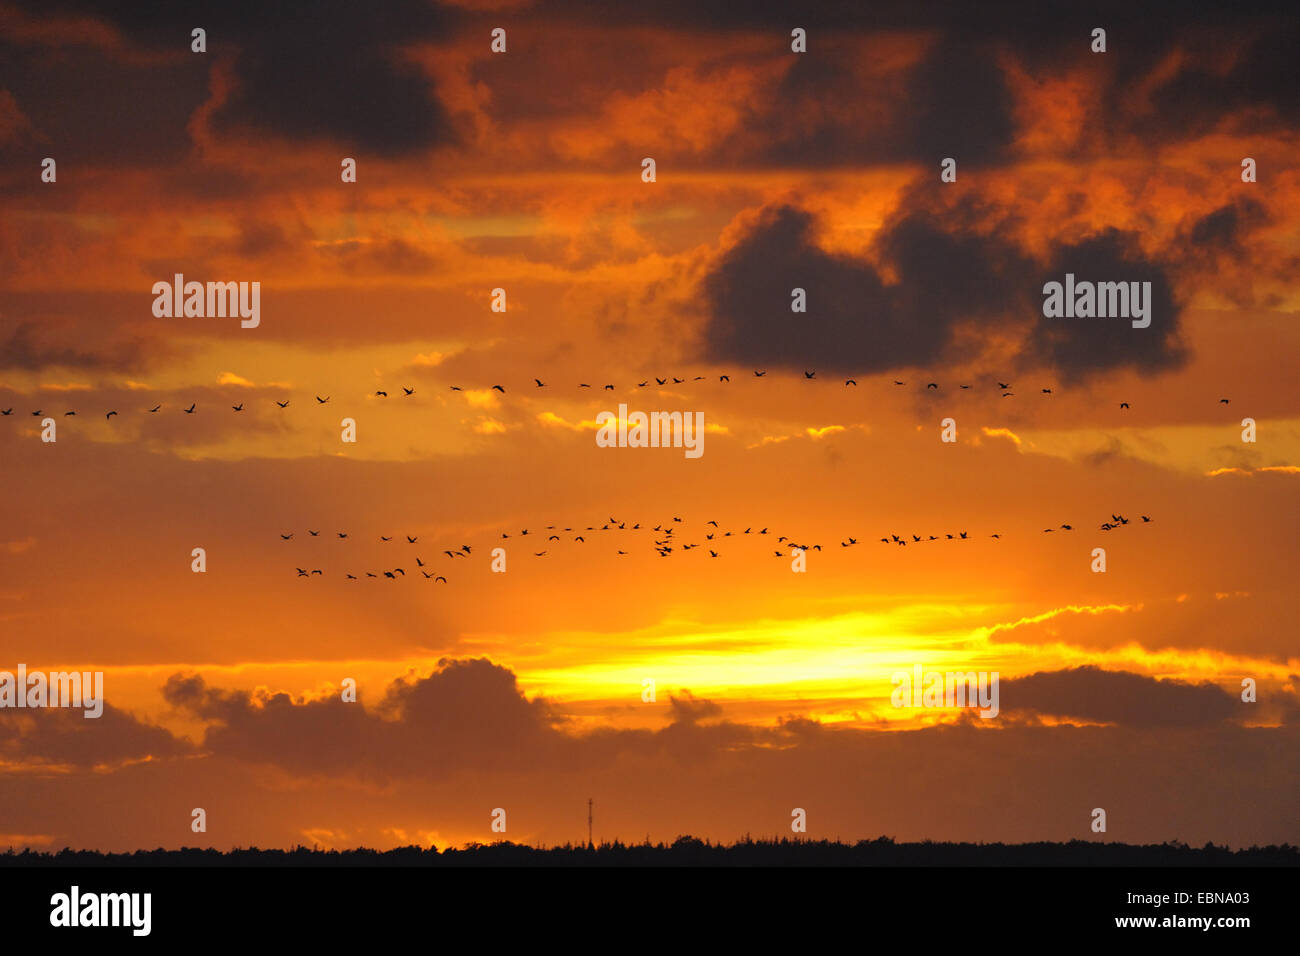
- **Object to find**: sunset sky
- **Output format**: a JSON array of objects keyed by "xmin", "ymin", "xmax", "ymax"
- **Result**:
[{"xmin": 1, "ymin": 0, "xmax": 1298, "ymax": 852}]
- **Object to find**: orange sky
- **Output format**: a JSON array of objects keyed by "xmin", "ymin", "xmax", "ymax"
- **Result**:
[{"xmin": 1, "ymin": 1, "xmax": 1298, "ymax": 852}]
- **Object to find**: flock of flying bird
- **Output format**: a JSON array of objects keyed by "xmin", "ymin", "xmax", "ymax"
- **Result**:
[
  {"xmin": 279, "ymin": 511, "xmax": 1154, "ymax": 580},
  {"xmin": 0, "ymin": 373, "xmax": 1236, "ymax": 421}
]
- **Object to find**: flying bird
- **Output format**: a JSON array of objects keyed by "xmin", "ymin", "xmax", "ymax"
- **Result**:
[
  {"xmin": 0, "ymin": 409, "xmax": 11, "ymax": 416},
  {"xmin": 1119, "ymin": 402, "xmax": 1130, "ymax": 408},
  {"xmin": 719, "ymin": 375, "xmax": 730, "ymax": 382},
  {"xmin": 308, "ymin": 530, "xmax": 320, "ymax": 537},
  {"xmin": 275, "ymin": 401, "xmax": 289, "ymax": 408},
  {"xmin": 804, "ymin": 371, "xmax": 816, "ymax": 379},
  {"xmin": 492, "ymin": 385, "xmax": 505, "ymax": 393},
  {"xmin": 280, "ymin": 533, "xmax": 293, "ymax": 540},
  {"xmin": 406, "ymin": 536, "xmax": 417, "ymax": 543},
  {"xmin": 149, "ymin": 404, "xmax": 162, "ymax": 412},
  {"xmin": 105, "ymin": 410, "xmax": 118, "ymax": 419},
  {"xmin": 232, "ymin": 403, "xmax": 243, "ymax": 411},
  {"xmin": 316, "ymin": 396, "xmax": 329, "ymax": 404},
  {"xmin": 184, "ymin": 404, "xmax": 196, "ymax": 413},
  {"xmin": 754, "ymin": 371, "xmax": 765, "ymax": 377},
  {"xmin": 403, "ymin": 387, "xmax": 414, "ymax": 395},
  {"xmin": 375, "ymin": 390, "xmax": 388, "ymax": 397},
  {"xmin": 535, "ymin": 379, "xmax": 545, "ymax": 387},
  {"xmin": 845, "ymin": 379, "xmax": 857, "ymax": 386}
]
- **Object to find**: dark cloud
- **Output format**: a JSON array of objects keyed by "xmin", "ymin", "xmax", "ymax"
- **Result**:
[
  {"xmin": 8, "ymin": 1, "xmax": 466, "ymax": 157},
  {"xmin": 1187, "ymin": 197, "xmax": 1271, "ymax": 253},
  {"xmin": 999, "ymin": 666, "xmax": 1241, "ymax": 727},
  {"xmin": 0, "ymin": 45, "xmax": 209, "ymax": 167},
  {"xmin": 701, "ymin": 202, "xmax": 1188, "ymax": 381},
  {"xmin": 0, "ymin": 319, "xmax": 168, "ymax": 373},
  {"xmin": 1022, "ymin": 228, "xmax": 1187, "ymax": 383},
  {"xmin": 0, "ymin": 702, "xmax": 191, "ymax": 768},
  {"xmin": 1140, "ymin": 20, "xmax": 1300, "ymax": 139}
]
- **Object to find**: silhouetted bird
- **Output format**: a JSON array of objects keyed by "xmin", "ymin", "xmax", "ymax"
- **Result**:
[
  {"xmin": 434, "ymin": 576, "xmax": 447, "ymax": 583},
  {"xmin": 804, "ymin": 371, "xmax": 816, "ymax": 379},
  {"xmin": 380, "ymin": 535, "xmax": 392, "ymax": 541},
  {"xmin": 280, "ymin": 533, "xmax": 293, "ymax": 540},
  {"xmin": 338, "ymin": 533, "xmax": 348, "ymax": 539},
  {"xmin": 403, "ymin": 387, "xmax": 414, "ymax": 395},
  {"xmin": 309, "ymin": 530, "xmax": 320, "ymax": 536},
  {"xmin": 492, "ymin": 385, "xmax": 505, "ymax": 393},
  {"xmin": 845, "ymin": 379, "xmax": 857, "ymax": 386},
  {"xmin": 1219, "ymin": 398, "xmax": 1229, "ymax": 404},
  {"xmin": 184, "ymin": 404, "xmax": 196, "ymax": 413},
  {"xmin": 754, "ymin": 371, "xmax": 765, "ymax": 377},
  {"xmin": 926, "ymin": 383, "xmax": 938, "ymax": 389},
  {"xmin": 406, "ymin": 535, "xmax": 417, "ymax": 543},
  {"xmin": 232, "ymin": 403, "xmax": 243, "ymax": 411},
  {"xmin": 1120, "ymin": 402, "xmax": 1130, "ymax": 408},
  {"xmin": 276, "ymin": 401, "xmax": 289, "ymax": 408},
  {"xmin": 375, "ymin": 390, "xmax": 388, "ymax": 397},
  {"xmin": 105, "ymin": 410, "xmax": 117, "ymax": 419},
  {"xmin": 535, "ymin": 379, "xmax": 545, "ymax": 387},
  {"xmin": 149, "ymin": 404, "xmax": 162, "ymax": 412},
  {"xmin": 316, "ymin": 396, "xmax": 329, "ymax": 404},
  {"xmin": 719, "ymin": 375, "xmax": 730, "ymax": 382},
  {"xmin": 0, "ymin": 409, "xmax": 11, "ymax": 416}
]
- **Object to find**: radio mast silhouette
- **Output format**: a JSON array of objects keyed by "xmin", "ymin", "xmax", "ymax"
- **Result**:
[{"xmin": 587, "ymin": 797, "xmax": 593, "ymax": 850}]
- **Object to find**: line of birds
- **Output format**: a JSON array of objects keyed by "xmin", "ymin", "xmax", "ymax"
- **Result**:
[
  {"xmin": 1, "ymin": 374, "xmax": 1236, "ymax": 420},
  {"xmin": 280, "ymin": 511, "xmax": 1153, "ymax": 577}
]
